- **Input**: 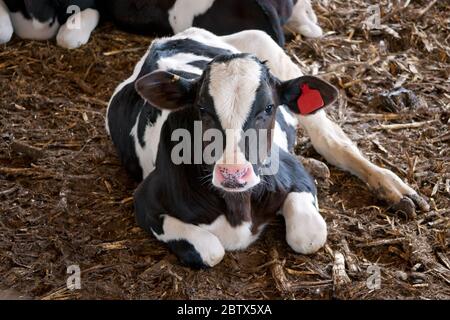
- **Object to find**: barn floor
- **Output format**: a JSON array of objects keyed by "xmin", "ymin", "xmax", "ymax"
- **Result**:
[{"xmin": 0, "ymin": 0, "xmax": 449, "ymax": 300}]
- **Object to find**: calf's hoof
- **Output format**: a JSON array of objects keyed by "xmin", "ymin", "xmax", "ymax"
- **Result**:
[
  {"xmin": 369, "ymin": 168, "xmax": 430, "ymax": 218},
  {"xmin": 168, "ymin": 236, "xmax": 225, "ymax": 269},
  {"xmin": 392, "ymin": 194, "xmax": 430, "ymax": 218},
  {"xmin": 299, "ymin": 156, "xmax": 330, "ymax": 179}
]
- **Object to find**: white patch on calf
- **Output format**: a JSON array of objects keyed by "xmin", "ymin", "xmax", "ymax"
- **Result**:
[
  {"xmin": 155, "ymin": 215, "xmax": 225, "ymax": 267},
  {"xmin": 168, "ymin": 0, "xmax": 216, "ymax": 34},
  {"xmin": 157, "ymin": 52, "xmax": 208, "ymax": 75},
  {"xmin": 209, "ymin": 58, "xmax": 261, "ymax": 131},
  {"xmin": 282, "ymin": 192, "xmax": 327, "ymax": 254},
  {"xmin": 279, "ymin": 105, "xmax": 298, "ymax": 128},
  {"xmin": 130, "ymin": 110, "xmax": 170, "ymax": 179},
  {"xmin": 221, "ymin": 30, "xmax": 304, "ymax": 81},
  {"xmin": 209, "ymin": 58, "xmax": 263, "ymax": 190},
  {"xmin": 0, "ymin": 0, "xmax": 13, "ymax": 44},
  {"xmin": 56, "ymin": 8, "xmax": 99, "ymax": 49},
  {"xmin": 273, "ymin": 121, "xmax": 289, "ymax": 152},
  {"xmin": 106, "ymin": 45, "xmax": 153, "ymax": 136},
  {"xmin": 10, "ymin": 12, "xmax": 59, "ymax": 40},
  {"xmin": 200, "ymin": 215, "xmax": 261, "ymax": 251},
  {"xmin": 273, "ymin": 106, "xmax": 298, "ymax": 152},
  {"xmin": 209, "ymin": 57, "xmax": 261, "ymax": 160}
]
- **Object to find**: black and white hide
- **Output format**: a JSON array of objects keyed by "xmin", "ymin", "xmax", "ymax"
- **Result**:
[
  {"xmin": 101, "ymin": 0, "xmax": 323, "ymax": 47},
  {"xmin": 106, "ymin": 28, "xmax": 429, "ymax": 268},
  {"xmin": 0, "ymin": 0, "xmax": 99, "ymax": 49}
]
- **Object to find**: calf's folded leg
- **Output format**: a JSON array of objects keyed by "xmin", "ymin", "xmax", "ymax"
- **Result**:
[
  {"xmin": 134, "ymin": 174, "xmax": 225, "ymax": 268},
  {"xmin": 153, "ymin": 215, "xmax": 225, "ymax": 269},
  {"xmin": 221, "ymin": 29, "xmax": 304, "ymax": 80},
  {"xmin": 298, "ymin": 110, "xmax": 430, "ymax": 215},
  {"xmin": 0, "ymin": 0, "xmax": 13, "ymax": 43},
  {"xmin": 56, "ymin": 8, "xmax": 99, "ymax": 49}
]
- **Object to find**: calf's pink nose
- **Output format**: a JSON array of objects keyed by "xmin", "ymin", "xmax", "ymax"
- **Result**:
[{"xmin": 215, "ymin": 163, "xmax": 253, "ymax": 187}]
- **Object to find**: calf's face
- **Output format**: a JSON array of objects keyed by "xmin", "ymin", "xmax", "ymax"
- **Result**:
[{"xmin": 136, "ymin": 54, "xmax": 337, "ymax": 193}]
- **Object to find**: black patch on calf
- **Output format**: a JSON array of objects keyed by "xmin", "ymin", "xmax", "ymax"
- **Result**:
[
  {"xmin": 156, "ymin": 38, "xmax": 233, "ymax": 59},
  {"xmin": 108, "ymin": 83, "xmax": 150, "ymax": 181},
  {"xmin": 5, "ymin": 0, "xmax": 55, "ymax": 21},
  {"xmin": 265, "ymin": 0, "xmax": 294, "ymax": 25},
  {"xmin": 99, "ymin": 0, "xmax": 175, "ymax": 35},
  {"xmin": 4, "ymin": 0, "xmax": 30, "ymax": 16},
  {"xmin": 192, "ymin": 0, "xmax": 286, "ymax": 46},
  {"xmin": 55, "ymin": 0, "xmax": 97, "ymax": 24},
  {"xmin": 4, "ymin": 0, "xmax": 97, "ymax": 24},
  {"xmin": 254, "ymin": 0, "xmax": 286, "ymax": 46},
  {"xmin": 167, "ymin": 240, "xmax": 208, "ymax": 269},
  {"xmin": 188, "ymin": 60, "xmax": 209, "ymax": 71},
  {"xmin": 167, "ymin": 69, "xmax": 200, "ymax": 80},
  {"xmin": 53, "ymin": 0, "xmax": 97, "ymax": 25}
]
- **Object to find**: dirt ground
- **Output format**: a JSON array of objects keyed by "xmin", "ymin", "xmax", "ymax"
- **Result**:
[{"xmin": 0, "ymin": 0, "xmax": 449, "ymax": 300}]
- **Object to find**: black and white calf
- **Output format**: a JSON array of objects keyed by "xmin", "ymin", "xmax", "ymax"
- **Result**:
[
  {"xmin": 102, "ymin": 0, "xmax": 323, "ymax": 46},
  {"xmin": 107, "ymin": 28, "xmax": 429, "ymax": 268},
  {"xmin": 0, "ymin": 0, "xmax": 321, "ymax": 49},
  {"xmin": 0, "ymin": 0, "xmax": 99, "ymax": 49}
]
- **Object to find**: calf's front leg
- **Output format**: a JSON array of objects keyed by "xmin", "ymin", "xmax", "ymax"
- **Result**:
[
  {"xmin": 0, "ymin": 0, "xmax": 13, "ymax": 44},
  {"xmin": 224, "ymin": 29, "xmax": 429, "ymax": 215},
  {"xmin": 56, "ymin": 8, "xmax": 99, "ymax": 49},
  {"xmin": 298, "ymin": 110, "xmax": 430, "ymax": 215},
  {"xmin": 282, "ymin": 192, "xmax": 327, "ymax": 254},
  {"xmin": 153, "ymin": 215, "xmax": 225, "ymax": 269}
]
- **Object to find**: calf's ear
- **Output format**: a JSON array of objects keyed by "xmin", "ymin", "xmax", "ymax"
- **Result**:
[
  {"xmin": 135, "ymin": 71, "xmax": 197, "ymax": 111},
  {"xmin": 278, "ymin": 76, "xmax": 338, "ymax": 115}
]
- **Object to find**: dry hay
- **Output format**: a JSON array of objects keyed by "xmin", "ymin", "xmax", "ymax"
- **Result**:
[{"xmin": 0, "ymin": 0, "xmax": 448, "ymax": 299}]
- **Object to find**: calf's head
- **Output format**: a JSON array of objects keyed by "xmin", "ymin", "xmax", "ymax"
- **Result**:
[{"xmin": 136, "ymin": 54, "xmax": 337, "ymax": 193}]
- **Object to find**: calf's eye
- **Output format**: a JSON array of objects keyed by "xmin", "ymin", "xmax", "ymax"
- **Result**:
[{"xmin": 265, "ymin": 104, "xmax": 274, "ymax": 115}]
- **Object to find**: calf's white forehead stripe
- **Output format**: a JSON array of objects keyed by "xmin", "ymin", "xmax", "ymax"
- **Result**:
[
  {"xmin": 157, "ymin": 52, "xmax": 209, "ymax": 75},
  {"xmin": 208, "ymin": 58, "xmax": 262, "ymax": 130}
]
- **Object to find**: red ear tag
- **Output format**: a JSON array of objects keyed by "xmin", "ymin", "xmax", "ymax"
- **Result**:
[{"xmin": 297, "ymin": 84, "xmax": 324, "ymax": 115}]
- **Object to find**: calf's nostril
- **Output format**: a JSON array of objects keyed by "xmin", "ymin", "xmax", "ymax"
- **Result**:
[{"xmin": 218, "ymin": 166, "xmax": 249, "ymax": 180}]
